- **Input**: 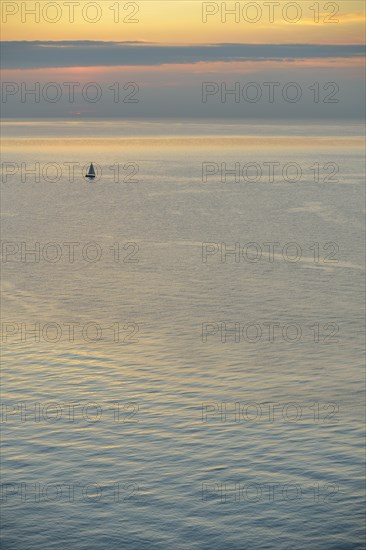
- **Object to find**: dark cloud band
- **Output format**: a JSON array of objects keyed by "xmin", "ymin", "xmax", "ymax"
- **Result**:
[{"xmin": 2, "ymin": 41, "xmax": 365, "ymax": 70}]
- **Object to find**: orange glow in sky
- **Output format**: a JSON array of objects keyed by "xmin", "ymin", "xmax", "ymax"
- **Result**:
[{"xmin": 1, "ymin": 0, "xmax": 365, "ymax": 44}]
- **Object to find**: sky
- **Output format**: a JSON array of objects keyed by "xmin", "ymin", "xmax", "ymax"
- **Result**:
[{"xmin": 1, "ymin": 0, "xmax": 365, "ymax": 118}]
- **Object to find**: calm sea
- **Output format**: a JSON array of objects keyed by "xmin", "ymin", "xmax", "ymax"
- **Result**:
[{"xmin": 1, "ymin": 120, "xmax": 365, "ymax": 549}]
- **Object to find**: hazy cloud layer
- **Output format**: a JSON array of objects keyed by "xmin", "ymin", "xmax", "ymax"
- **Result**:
[{"xmin": 2, "ymin": 41, "xmax": 365, "ymax": 69}]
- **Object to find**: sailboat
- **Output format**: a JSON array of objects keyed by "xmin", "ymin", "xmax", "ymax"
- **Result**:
[{"xmin": 85, "ymin": 162, "xmax": 96, "ymax": 179}]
